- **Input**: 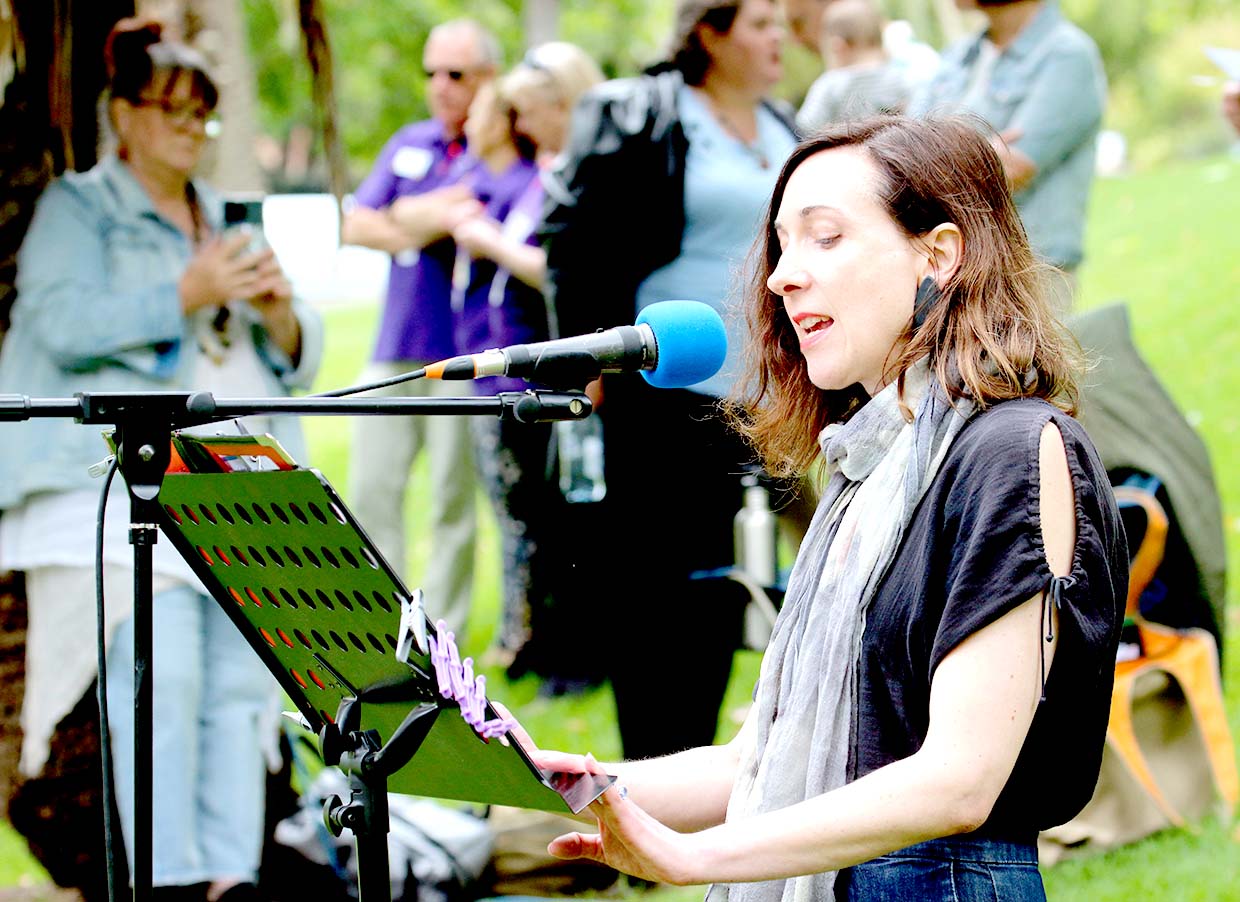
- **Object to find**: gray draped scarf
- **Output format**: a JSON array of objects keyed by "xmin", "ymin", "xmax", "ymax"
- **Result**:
[{"xmin": 706, "ymin": 359, "xmax": 975, "ymax": 902}]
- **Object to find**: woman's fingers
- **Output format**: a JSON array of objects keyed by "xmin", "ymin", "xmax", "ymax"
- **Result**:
[
  {"xmin": 534, "ymin": 749, "xmax": 592, "ymax": 771},
  {"xmin": 489, "ymin": 701, "xmax": 537, "ymax": 753},
  {"xmin": 547, "ymin": 783, "xmax": 691, "ymax": 885},
  {"xmin": 548, "ymin": 830, "xmax": 604, "ymax": 861},
  {"xmin": 485, "ymin": 702, "xmax": 613, "ymax": 785},
  {"xmin": 214, "ymin": 230, "xmax": 252, "ymax": 258},
  {"xmin": 230, "ymin": 246, "xmax": 276, "ymax": 275}
]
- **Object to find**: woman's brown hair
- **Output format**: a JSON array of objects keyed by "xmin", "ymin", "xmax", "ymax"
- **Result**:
[
  {"xmin": 729, "ymin": 115, "xmax": 1081, "ymax": 476},
  {"xmin": 105, "ymin": 17, "xmax": 218, "ymax": 111},
  {"xmin": 665, "ymin": 0, "xmax": 742, "ymax": 86}
]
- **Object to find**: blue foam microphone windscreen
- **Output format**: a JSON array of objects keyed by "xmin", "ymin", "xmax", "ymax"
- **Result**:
[{"xmin": 636, "ymin": 301, "xmax": 728, "ymax": 389}]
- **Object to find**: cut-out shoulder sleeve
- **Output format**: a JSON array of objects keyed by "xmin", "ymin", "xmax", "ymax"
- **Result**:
[
  {"xmin": 928, "ymin": 405, "xmax": 1060, "ymax": 678},
  {"xmin": 855, "ymin": 399, "xmax": 1128, "ymax": 832}
]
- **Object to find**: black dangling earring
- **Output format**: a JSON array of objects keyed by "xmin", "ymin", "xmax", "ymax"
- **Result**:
[{"xmin": 912, "ymin": 276, "xmax": 942, "ymax": 330}]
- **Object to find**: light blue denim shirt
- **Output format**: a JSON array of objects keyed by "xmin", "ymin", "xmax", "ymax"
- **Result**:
[
  {"xmin": 908, "ymin": 2, "xmax": 1106, "ymax": 269},
  {"xmin": 636, "ymin": 85, "xmax": 797, "ymax": 398},
  {"xmin": 0, "ymin": 155, "xmax": 324, "ymax": 508}
]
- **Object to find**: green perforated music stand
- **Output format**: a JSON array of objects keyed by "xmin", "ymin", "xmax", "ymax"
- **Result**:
[{"xmin": 153, "ymin": 464, "xmax": 608, "ymax": 816}]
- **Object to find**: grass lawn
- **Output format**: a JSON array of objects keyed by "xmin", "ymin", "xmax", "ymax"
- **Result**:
[{"xmin": 2, "ymin": 153, "xmax": 1238, "ymax": 898}]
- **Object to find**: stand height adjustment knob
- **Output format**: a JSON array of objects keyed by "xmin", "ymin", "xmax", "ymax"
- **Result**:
[{"xmin": 323, "ymin": 793, "xmax": 346, "ymax": 837}]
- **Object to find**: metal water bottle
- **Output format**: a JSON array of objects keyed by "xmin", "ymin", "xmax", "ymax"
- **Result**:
[
  {"xmin": 734, "ymin": 473, "xmax": 778, "ymax": 586},
  {"xmin": 557, "ymin": 417, "xmax": 606, "ymax": 503}
]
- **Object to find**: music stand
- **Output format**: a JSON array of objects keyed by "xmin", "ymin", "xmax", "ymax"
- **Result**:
[
  {"xmin": 149, "ymin": 452, "xmax": 611, "ymax": 901},
  {"xmin": 0, "ymin": 389, "xmax": 611, "ymax": 902}
]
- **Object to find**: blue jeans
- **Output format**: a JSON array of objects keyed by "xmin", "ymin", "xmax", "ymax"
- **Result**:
[
  {"xmin": 842, "ymin": 835, "xmax": 1045, "ymax": 902},
  {"xmin": 106, "ymin": 584, "xmax": 273, "ymax": 886}
]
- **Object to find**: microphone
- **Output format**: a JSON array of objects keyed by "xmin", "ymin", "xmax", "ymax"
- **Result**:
[{"xmin": 423, "ymin": 300, "xmax": 728, "ymax": 389}]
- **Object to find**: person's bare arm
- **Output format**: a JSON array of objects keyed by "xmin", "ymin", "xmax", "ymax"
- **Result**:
[
  {"xmin": 453, "ymin": 215, "xmax": 547, "ymax": 289},
  {"xmin": 342, "ymin": 185, "xmax": 480, "ymax": 254},
  {"xmin": 547, "ymin": 423, "xmax": 1076, "ymax": 886},
  {"xmin": 340, "ymin": 205, "xmax": 416, "ymax": 255},
  {"xmin": 388, "ymin": 184, "xmax": 480, "ymax": 248},
  {"xmin": 992, "ymin": 128, "xmax": 1038, "ymax": 192},
  {"xmin": 1223, "ymin": 82, "xmax": 1240, "ymax": 137},
  {"xmin": 510, "ymin": 707, "xmax": 751, "ymax": 834}
]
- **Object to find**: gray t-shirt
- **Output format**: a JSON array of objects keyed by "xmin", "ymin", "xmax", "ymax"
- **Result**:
[{"xmin": 797, "ymin": 63, "xmax": 912, "ymax": 133}]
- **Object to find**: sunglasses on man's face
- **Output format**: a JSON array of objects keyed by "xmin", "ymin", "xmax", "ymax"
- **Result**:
[{"xmin": 424, "ymin": 68, "xmax": 471, "ymax": 82}]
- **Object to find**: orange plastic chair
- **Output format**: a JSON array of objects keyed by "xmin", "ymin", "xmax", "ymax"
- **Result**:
[{"xmin": 1106, "ymin": 482, "xmax": 1238, "ymax": 826}]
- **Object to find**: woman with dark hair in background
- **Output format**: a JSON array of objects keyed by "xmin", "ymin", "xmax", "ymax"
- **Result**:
[
  {"xmin": 542, "ymin": 0, "xmax": 798, "ymax": 761},
  {"xmin": 522, "ymin": 116, "xmax": 1126, "ymax": 900},
  {"xmin": 0, "ymin": 18, "xmax": 321, "ymax": 901}
]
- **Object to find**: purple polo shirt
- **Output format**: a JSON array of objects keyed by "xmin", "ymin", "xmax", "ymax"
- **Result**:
[
  {"xmin": 353, "ymin": 119, "xmax": 465, "ymax": 363},
  {"xmin": 448, "ymin": 155, "xmax": 545, "ymax": 394}
]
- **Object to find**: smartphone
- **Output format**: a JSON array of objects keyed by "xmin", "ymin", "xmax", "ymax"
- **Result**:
[{"xmin": 222, "ymin": 196, "xmax": 267, "ymax": 253}]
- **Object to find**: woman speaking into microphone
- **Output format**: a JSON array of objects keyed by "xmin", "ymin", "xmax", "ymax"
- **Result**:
[{"xmin": 520, "ymin": 115, "xmax": 1126, "ymax": 901}]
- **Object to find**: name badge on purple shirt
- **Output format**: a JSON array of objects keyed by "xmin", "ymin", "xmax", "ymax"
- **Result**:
[{"xmin": 391, "ymin": 146, "xmax": 434, "ymax": 181}]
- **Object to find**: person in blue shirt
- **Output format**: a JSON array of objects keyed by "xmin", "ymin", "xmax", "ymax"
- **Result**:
[
  {"xmin": 0, "ymin": 19, "xmax": 321, "ymax": 901},
  {"xmin": 542, "ymin": 0, "xmax": 799, "ymax": 759},
  {"xmin": 908, "ymin": 0, "xmax": 1106, "ymax": 313}
]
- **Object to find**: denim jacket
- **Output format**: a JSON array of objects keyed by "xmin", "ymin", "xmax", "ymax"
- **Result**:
[
  {"xmin": 0, "ymin": 156, "xmax": 324, "ymax": 508},
  {"xmin": 908, "ymin": 2, "xmax": 1106, "ymax": 268}
]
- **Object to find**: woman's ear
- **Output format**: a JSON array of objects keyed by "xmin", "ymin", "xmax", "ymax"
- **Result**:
[
  {"xmin": 109, "ymin": 98, "xmax": 132, "ymax": 155},
  {"xmin": 696, "ymin": 22, "xmax": 723, "ymax": 59},
  {"xmin": 919, "ymin": 223, "xmax": 964, "ymax": 285}
]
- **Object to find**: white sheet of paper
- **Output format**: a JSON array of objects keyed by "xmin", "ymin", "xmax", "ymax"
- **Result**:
[{"xmin": 1205, "ymin": 46, "xmax": 1240, "ymax": 81}]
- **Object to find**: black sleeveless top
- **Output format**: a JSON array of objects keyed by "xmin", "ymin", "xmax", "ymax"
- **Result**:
[{"xmin": 852, "ymin": 399, "xmax": 1127, "ymax": 839}]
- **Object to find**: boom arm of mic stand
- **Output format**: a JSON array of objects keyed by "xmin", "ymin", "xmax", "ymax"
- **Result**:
[
  {"xmin": 0, "ymin": 389, "xmax": 594, "ymax": 426},
  {"xmin": 0, "ymin": 387, "xmax": 590, "ymax": 901}
]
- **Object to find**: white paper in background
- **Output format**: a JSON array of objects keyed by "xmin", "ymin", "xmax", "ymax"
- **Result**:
[
  {"xmin": 1205, "ymin": 46, "xmax": 1240, "ymax": 82},
  {"xmin": 261, "ymin": 194, "xmax": 389, "ymax": 308}
]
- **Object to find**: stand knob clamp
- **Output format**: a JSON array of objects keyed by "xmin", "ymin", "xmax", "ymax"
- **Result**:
[{"xmin": 323, "ymin": 791, "xmax": 374, "ymax": 839}]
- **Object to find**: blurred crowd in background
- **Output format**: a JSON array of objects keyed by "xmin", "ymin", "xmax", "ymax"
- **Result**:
[{"xmin": 0, "ymin": 1, "xmax": 1236, "ymax": 900}]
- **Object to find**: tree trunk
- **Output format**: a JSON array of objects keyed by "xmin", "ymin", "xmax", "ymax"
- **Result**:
[
  {"xmin": 134, "ymin": 0, "xmax": 263, "ymax": 192},
  {"xmin": 523, "ymin": 0, "xmax": 559, "ymax": 49},
  {"xmin": 189, "ymin": 0, "xmax": 264, "ymax": 192},
  {"xmin": 299, "ymin": 0, "xmax": 347, "ymax": 208}
]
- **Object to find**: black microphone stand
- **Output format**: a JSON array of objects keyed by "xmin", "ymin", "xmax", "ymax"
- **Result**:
[{"xmin": 0, "ymin": 388, "xmax": 590, "ymax": 902}]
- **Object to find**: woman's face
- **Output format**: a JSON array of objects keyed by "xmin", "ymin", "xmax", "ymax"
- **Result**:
[
  {"xmin": 767, "ymin": 147, "xmax": 926, "ymax": 396},
  {"xmin": 512, "ymin": 88, "xmax": 567, "ymax": 157},
  {"xmin": 463, "ymin": 88, "xmax": 510, "ymax": 157},
  {"xmin": 703, "ymin": 0, "xmax": 785, "ymax": 92},
  {"xmin": 115, "ymin": 70, "xmax": 212, "ymax": 178}
]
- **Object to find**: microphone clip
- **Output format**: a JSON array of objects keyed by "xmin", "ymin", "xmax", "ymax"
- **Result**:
[{"xmin": 498, "ymin": 390, "xmax": 593, "ymax": 424}]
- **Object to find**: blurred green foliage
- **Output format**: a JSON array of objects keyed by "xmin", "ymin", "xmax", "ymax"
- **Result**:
[
  {"xmin": 242, "ymin": 0, "xmax": 673, "ymax": 186},
  {"xmin": 242, "ymin": 0, "xmax": 1240, "ymax": 184},
  {"xmin": 1102, "ymin": 15, "xmax": 1240, "ymax": 167},
  {"xmin": 1061, "ymin": 0, "xmax": 1239, "ymax": 166}
]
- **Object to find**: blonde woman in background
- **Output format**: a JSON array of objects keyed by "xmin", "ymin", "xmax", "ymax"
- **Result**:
[
  {"xmin": 506, "ymin": 42, "xmax": 605, "ymax": 167},
  {"xmin": 448, "ymin": 52, "xmax": 608, "ymax": 694}
]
